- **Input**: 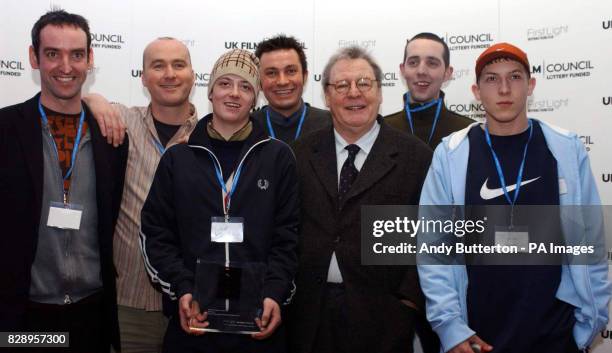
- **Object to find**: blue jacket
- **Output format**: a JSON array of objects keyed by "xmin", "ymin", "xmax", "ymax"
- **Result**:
[{"xmin": 417, "ymin": 119, "xmax": 610, "ymax": 352}]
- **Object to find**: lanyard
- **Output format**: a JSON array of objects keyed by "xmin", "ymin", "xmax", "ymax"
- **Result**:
[
  {"xmin": 266, "ymin": 104, "xmax": 308, "ymax": 141},
  {"xmin": 209, "ymin": 155, "xmax": 244, "ymax": 218},
  {"xmin": 38, "ymin": 99, "xmax": 85, "ymax": 203},
  {"xmin": 403, "ymin": 93, "xmax": 443, "ymax": 145},
  {"xmin": 152, "ymin": 136, "xmax": 165, "ymax": 154},
  {"xmin": 484, "ymin": 119, "xmax": 534, "ymax": 206}
]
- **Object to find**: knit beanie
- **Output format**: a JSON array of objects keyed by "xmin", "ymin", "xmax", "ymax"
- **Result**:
[{"xmin": 208, "ymin": 49, "xmax": 260, "ymax": 100}]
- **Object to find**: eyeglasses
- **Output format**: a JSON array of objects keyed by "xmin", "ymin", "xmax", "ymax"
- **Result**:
[{"xmin": 326, "ymin": 77, "xmax": 378, "ymax": 94}]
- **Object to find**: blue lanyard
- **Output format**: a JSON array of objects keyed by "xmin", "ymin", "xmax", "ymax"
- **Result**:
[
  {"xmin": 266, "ymin": 104, "xmax": 308, "ymax": 141},
  {"xmin": 152, "ymin": 137, "xmax": 165, "ymax": 154},
  {"xmin": 38, "ymin": 99, "xmax": 85, "ymax": 184},
  {"xmin": 209, "ymin": 155, "xmax": 244, "ymax": 216},
  {"xmin": 483, "ymin": 119, "xmax": 534, "ymax": 205},
  {"xmin": 403, "ymin": 93, "xmax": 443, "ymax": 145}
]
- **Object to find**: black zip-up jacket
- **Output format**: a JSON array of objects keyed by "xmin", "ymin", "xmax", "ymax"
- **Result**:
[{"xmin": 140, "ymin": 114, "xmax": 299, "ymax": 317}]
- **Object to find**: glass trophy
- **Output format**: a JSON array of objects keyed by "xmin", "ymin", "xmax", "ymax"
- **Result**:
[{"xmin": 192, "ymin": 259, "xmax": 265, "ymax": 334}]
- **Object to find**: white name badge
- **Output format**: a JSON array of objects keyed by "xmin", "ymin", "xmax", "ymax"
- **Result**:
[
  {"xmin": 47, "ymin": 201, "xmax": 83, "ymax": 230},
  {"xmin": 559, "ymin": 178, "xmax": 568, "ymax": 195},
  {"xmin": 211, "ymin": 217, "xmax": 244, "ymax": 243},
  {"xmin": 495, "ymin": 226, "xmax": 529, "ymax": 253}
]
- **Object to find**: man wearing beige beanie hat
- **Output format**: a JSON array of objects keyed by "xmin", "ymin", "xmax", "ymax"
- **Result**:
[{"xmin": 140, "ymin": 48, "xmax": 299, "ymax": 353}]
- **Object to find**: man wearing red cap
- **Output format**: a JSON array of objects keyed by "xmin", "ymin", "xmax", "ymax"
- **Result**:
[{"xmin": 417, "ymin": 43, "xmax": 610, "ymax": 353}]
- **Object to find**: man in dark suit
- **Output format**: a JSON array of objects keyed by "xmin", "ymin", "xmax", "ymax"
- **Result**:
[
  {"xmin": 0, "ymin": 10, "xmax": 127, "ymax": 353},
  {"xmin": 289, "ymin": 46, "xmax": 432, "ymax": 353}
]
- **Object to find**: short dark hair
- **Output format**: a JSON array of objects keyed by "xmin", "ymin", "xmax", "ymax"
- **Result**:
[
  {"xmin": 403, "ymin": 32, "xmax": 450, "ymax": 68},
  {"xmin": 322, "ymin": 46, "xmax": 382, "ymax": 90},
  {"xmin": 31, "ymin": 9, "xmax": 91, "ymax": 61},
  {"xmin": 255, "ymin": 34, "xmax": 308, "ymax": 74}
]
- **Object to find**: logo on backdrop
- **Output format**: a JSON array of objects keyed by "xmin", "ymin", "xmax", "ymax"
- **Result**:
[
  {"xmin": 0, "ymin": 59, "xmax": 25, "ymax": 77},
  {"xmin": 602, "ymin": 329, "xmax": 612, "ymax": 339},
  {"xmin": 528, "ymin": 98, "xmax": 569, "ymax": 113},
  {"xmin": 224, "ymin": 40, "xmax": 307, "ymax": 51},
  {"xmin": 180, "ymin": 39, "xmax": 196, "ymax": 48},
  {"xmin": 603, "ymin": 20, "xmax": 611, "ymax": 30},
  {"xmin": 381, "ymin": 72, "xmax": 399, "ymax": 87},
  {"xmin": 531, "ymin": 59, "xmax": 594, "ymax": 80},
  {"xmin": 451, "ymin": 69, "xmax": 470, "ymax": 82},
  {"xmin": 91, "ymin": 33, "xmax": 125, "ymax": 50},
  {"xmin": 527, "ymin": 25, "xmax": 568, "ymax": 41},
  {"xmin": 338, "ymin": 39, "xmax": 376, "ymax": 49},
  {"xmin": 602, "ymin": 173, "xmax": 612, "ymax": 183},
  {"xmin": 443, "ymin": 32, "xmax": 493, "ymax": 51},
  {"xmin": 448, "ymin": 102, "xmax": 486, "ymax": 120},
  {"xmin": 579, "ymin": 135, "xmax": 595, "ymax": 152},
  {"xmin": 194, "ymin": 72, "xmax": 210, "ymax": 88},
  {"xmin": 603, "ymin": 96, "xmax": 611, "ymax": 106}
]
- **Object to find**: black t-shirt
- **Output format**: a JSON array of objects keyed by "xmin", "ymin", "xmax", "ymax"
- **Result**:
[
  {"xmin": 464, "ymin": 121, "xmax": 576, "ymax": 353},
  {"xmin": 153, "ymin": 118, "xmax": 181, "ymax": 147}
]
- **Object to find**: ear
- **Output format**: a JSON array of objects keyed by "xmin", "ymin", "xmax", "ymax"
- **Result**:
[
  {"xmin": 443, "ymin": 65, "xmax": 454, "ymax": 82},
  {"xmin": 29, "ymin": 46, "xmax": 39, "ymax": 69},
  {"xmin": 324, "ymin": 88, "xmax": 331, "ymax": 108},
  {"xmin": 471, "ymin": 83, "xmax": 481, "ymax": 101},
  {"xmin": 527, "ymin": 77, "xmax": 536, "ymax": 96},
  {"xmin": 87, "ymin": 47, "xmax": 94, "ymax": 70},
  {"xmin": 302, "ymin": 70, "xmax": 309, "ymax": 86}
]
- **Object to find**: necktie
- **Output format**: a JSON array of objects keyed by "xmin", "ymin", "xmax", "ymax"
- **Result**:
[{"xmin": 338, "ymin": 144, "xmax": 360, "ymax": 199}]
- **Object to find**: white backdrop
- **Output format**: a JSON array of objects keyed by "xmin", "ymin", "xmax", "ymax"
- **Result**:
[{"xmin": 1, "ymin": 0, "xmax": 611, "ymax": 351}]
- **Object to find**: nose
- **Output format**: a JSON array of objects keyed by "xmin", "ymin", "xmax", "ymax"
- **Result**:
[
  {"xmin": 230, "ymin": 83, "xmax": 240, "ymax": 97},
  {"xmin": 347, "ymin": 81, "xmax": 362, "ymax": 98},
  {"xmin": 416, "ymin": 61, "xmax": 427, "ymax": 75},
  {"xmin": 59, "ymin": 54, "xmax": 71, "ymax": 73},
  {"xmin": 277, "ymin": 72, "xmax": 289, "ymax": 85},
  {"xmin": 163, "ymin": 65, "xmax": 177, "ymax": 79},
  {"xmin": 499, "ymin": 78, "xmax": 511, "ymax": 95}
]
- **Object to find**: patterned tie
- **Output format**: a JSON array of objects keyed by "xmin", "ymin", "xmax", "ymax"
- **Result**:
[{"xmin": 338, "ymin": 144, "xmax": 360, "ymax": 200}]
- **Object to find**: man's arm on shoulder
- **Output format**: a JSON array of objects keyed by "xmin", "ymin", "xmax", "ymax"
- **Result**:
[{"xmin": 82, "ymin": 93, "xmax": 126, "ymax": 147}]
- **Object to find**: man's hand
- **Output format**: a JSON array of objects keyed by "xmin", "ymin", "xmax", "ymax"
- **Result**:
[
  {"xmin": 448, "ymin": 335, "xmax": 493, "ymax": 353},
  {"xmin": 252, "ymin": 297, "xmax": 281, "ymax": 340},
  {"xmin": 179, "ymin": 293, "xmax": 208, "ymax": 335},
  {"xmin": 82, "ymin": 93, "xmax": 126, "ymax": 147}
]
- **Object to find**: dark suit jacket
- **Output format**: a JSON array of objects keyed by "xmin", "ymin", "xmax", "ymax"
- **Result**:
[
  {"xmin": 0, "ymin": 93, "xmax": 127, "ymax": 350},
  {"xmin": 289, "ymin": 119, "xmax": 433, "ymax": 353}
]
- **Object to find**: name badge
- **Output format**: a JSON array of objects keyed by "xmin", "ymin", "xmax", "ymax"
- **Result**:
[
  {"xmin": 559, "ymin": 178, "xmax": 567, "ymax": 195},
  {"xmin": 47, "ymin": 201, "xmax": 83, "ymax": 230},
  {"xmin": 495, "ymin": 226, "xmax": 529, "ymax": 253},
  {"xmin": 211, "ymin": 217, "xmax": 244, "ymax": 243}
]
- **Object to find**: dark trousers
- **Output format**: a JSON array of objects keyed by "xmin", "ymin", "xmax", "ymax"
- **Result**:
[
  {"xmin": 414, "ymin": 313, "xmax": 441, "ymax": 353},
  {"xmin": 163, "ymin": 316, "xmax": 286, "ymax": 353},
  {"xmin": 311, "ymin": 283, "xmax": 349, "ymax": 353},
  {"xmin": 24, "ymin": 291, "xmax": 108, "ymax": 353}
]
